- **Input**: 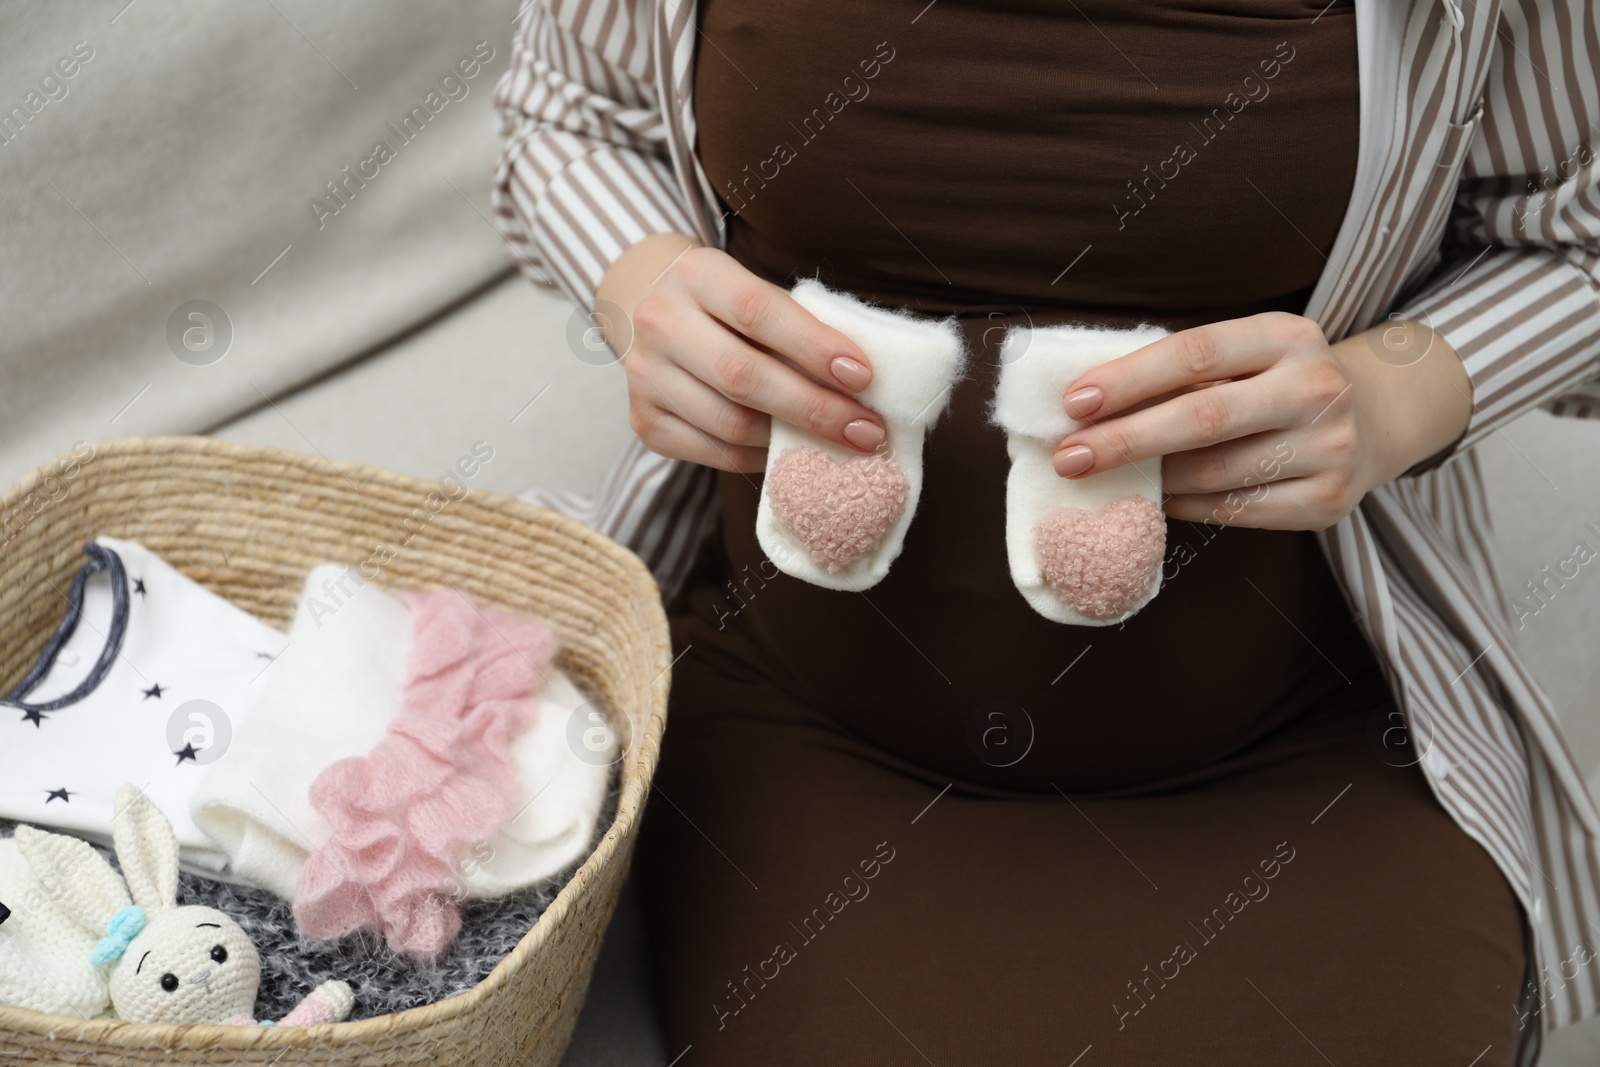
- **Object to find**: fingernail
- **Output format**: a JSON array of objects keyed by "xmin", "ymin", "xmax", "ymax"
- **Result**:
[
  {"xmin": 1065, "ymin": 387, "xmax": 1104, "ymax": 419},
  {"xmin": 843, "ymin": 419, "xmax": 885, "ymax": 451},
  {"xmin": 1054, "ymin": 444, "xmax": 1094, "ymax": 477},
  {"xmin": 830, "ymin": 356, "xmax": 871, "ymax": 392}
]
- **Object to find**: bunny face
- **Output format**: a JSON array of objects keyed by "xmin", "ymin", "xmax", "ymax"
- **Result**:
[
  {"xmin": 106, "ymin": 906, "xmax": 260, "ymax": 1024},
  {"xmin": 4, "ymin": 787, "xmax": 288, "ymax": 1026}
]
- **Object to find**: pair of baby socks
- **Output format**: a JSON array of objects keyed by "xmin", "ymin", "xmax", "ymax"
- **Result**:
[{"xmin": 757, "ymin": 280, "xmax": 1168, "ymax": 626}]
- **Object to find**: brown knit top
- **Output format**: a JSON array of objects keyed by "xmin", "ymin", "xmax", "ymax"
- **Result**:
[{"xmin": 686, "ymin": 0, "xmax": 1380, "ymax": 793}]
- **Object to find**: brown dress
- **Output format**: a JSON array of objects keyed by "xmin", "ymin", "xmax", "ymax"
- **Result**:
[{"xmin": 635, "ymin": 1, "xmax": 1531, "ymax": 1063}]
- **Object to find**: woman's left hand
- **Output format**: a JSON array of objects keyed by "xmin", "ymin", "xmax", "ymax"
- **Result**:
[{"xmin": 1049, "ymin": 311, "xmax": 1474, "ymax": 531}]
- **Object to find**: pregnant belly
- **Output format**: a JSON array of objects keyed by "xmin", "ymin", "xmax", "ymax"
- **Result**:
[{"xmin": 691, "ymin": 314, "xmax": 1379, "ymax": 794}]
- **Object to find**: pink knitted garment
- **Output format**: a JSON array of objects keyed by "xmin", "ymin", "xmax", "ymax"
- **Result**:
[
  {"xmin": 1034, "ymin": 497, "xmax": 1166, "ymax": 620},
  {"xmin": 766, "ymin": 446, "xmax": 909, "ymax": 572},
  {"xmin": 293, "ymin": 589, "xmax": 559, "ymax": 959}
]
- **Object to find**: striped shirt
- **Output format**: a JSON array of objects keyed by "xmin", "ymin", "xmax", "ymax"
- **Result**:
[{"xmin": 492, "ymin": 0, "xmax": 1600, "ymax": 1051}]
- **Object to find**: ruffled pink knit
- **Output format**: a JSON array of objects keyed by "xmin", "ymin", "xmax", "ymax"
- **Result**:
[{"xmin": 293, "ymin": 589, "xmax": 559, "ymax": 959}]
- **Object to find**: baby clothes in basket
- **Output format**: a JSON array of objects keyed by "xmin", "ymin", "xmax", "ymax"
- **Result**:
[
  {"xmin": 2, "ymin": 537, "xmax": 614, "ymax": 964},
  {"xmin": 191, "ymin": 563, "xmax": 619, "ymax": 958},
  {"xmin": 0, "ymin": 537, "xmax": 288, "ymax": 873}
]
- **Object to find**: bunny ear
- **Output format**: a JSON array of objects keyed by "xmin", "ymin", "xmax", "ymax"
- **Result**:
[
  {"xmin": 14, "ymin": 825, "xmax": 131, "ymax": 933},
  {"xmin": 111, "ymin": 785, "xmax": 179, "ymax": 913}
]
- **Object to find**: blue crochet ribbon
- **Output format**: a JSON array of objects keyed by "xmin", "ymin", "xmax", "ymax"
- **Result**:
[{"xmin": 91, "ymin": 905, "xmax": 146, "ymax": 967}]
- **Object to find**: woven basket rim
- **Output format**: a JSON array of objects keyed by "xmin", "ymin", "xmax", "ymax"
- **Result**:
[{"xmin": 0, "ymin": 435, "xmax": 672, "ymax": 1051}]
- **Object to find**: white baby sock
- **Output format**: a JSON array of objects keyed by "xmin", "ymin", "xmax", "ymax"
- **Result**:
[
  {"xmin": 756, "ymin": 279, "xmax": 966, "ymax": 591},
  {"xmin": 992, "ymin": 322, "xmax": 1171, "ymax": 625}
]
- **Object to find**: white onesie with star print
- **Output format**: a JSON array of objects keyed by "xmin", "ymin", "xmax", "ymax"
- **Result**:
[{"xmin": 0, "ymin": 536, "xmax": 288, "ymax": 873}]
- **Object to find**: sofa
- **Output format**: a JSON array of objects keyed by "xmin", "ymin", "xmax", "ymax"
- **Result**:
[{"xmin": 3, "ymin": 3, "xmax": 1597, "ymax": 1062}]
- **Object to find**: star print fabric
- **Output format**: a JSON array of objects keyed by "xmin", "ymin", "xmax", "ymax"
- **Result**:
[{"xmin": 0, "ymin": 537, "xmax": 288, "ymax": 871}]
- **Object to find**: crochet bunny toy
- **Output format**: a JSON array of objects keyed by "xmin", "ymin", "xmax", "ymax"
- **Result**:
[{"xmin": 0, "ymin": 784, "xmax": 353, "ymax": 1027}]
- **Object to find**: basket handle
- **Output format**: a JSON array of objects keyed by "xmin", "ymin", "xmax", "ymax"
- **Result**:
[{"xmin": 1, "ymin": 541, "xmax": 131, "ymax": 714}]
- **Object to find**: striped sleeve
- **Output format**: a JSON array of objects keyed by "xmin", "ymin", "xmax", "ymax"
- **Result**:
[
  {"xmin": 520, "ymin": 438, "xmax": 720, "ymax": 600},
  {"xmin": 1391, "ymin": 0, "xmax": 1600, "ymax": 460},
  {"xmin": 491, "ymin": 0, "xmax": 700, "ymax": 308}
]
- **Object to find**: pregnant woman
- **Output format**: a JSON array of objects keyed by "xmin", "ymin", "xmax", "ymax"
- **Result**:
[{"xmin": 494, "ymin": 1, "xmax": 1600, "ymax": 1063}]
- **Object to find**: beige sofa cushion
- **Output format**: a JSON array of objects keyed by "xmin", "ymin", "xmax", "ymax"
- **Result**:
[{"xmin": 0, "ymin": 0, "xmax": 516, "ymax": 486}]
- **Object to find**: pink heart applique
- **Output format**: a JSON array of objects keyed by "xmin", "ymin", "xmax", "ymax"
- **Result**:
[
  {"xmin": 767, "ymin": 446, "xmax": 909, "ymax": 573},
  {"xmin": 1034, "ymin": 496, "xmax": 1166, "ymax": 620}
]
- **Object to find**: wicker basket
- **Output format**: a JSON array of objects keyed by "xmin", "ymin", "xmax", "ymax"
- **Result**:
[{"xmin": 0, "ymin": 437, "xmax": 672, "ymax": 1066}]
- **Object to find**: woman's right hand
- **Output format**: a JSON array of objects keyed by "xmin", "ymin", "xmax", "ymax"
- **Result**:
[{"xmin": 592, "ymin": 233, "xmax": 884, "ymax": 473}]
